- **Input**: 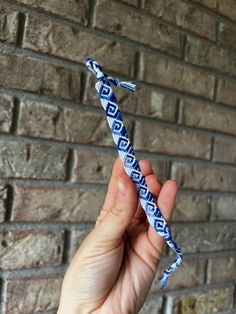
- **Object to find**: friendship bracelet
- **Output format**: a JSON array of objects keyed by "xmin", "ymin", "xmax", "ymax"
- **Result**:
[{"xmin": 85, "ymin": 58, "xmax": 183, "ymax": 289}]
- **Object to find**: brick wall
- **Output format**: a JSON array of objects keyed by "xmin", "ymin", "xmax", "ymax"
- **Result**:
[{"xmin": 0, "ymin": 0, "xmax": 236, "ymax": 313}]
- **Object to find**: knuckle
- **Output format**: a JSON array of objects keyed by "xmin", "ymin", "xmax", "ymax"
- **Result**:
[{"xmin": 110, "ymin": 202, "xmax": 122, "ymax": 217}]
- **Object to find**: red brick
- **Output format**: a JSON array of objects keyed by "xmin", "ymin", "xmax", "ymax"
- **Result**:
[
  {"xmin": 4, "ymin": 276, "xmax": 63, "ymax": 314},
  {"xmin": 152, "ymin": 260, "xmax": 205, "ymax": 292},
  {"xmin": 12, "ymin": 0, "xmax": 88, "ymax": 24},
  {"xmin": 0, "ymin": 54, "xmax": 81, "ymax": 100},
  {"xmin": 0, "ymin": 185, "xmax": 7, "ymax": 222},
  {"xmin": 167, "ymin": 284, "xmax": 234, "ymax": 314},
  {"xmin": 179, "ymin": 99, "xmax": 236, "ymax": 136},
  {"xmin": 94, "ymin": 0, "xmax": 183, "ymax": 57},
  {"xmin": 172, "ymin": 223, "xmax": 236, "ymax": 253},
  {"xmin": 0, "ymin": 6, "xmax": 18, "ymax": 43},
  {"xmin": 18, "ymin": 100, "xmax": 132, "ymax": 147},
  {"xmin": 216, "ymin": 79, "xmax": 236, "ymax": 108},
  {"xmin": 142, "ymin": 0, "xmax": 216, "ymax": 41},
  {"xmin": 23, "ymin": 14, "xmax": 135, "ymax": 76},
  {"xmin": 211, "ymin": 196, "xmax": 236, "ymax": 221},
  {"xmin": 213, "ymin": 137, "xmax": 236, "ymax": 164},
  {"xmin": 173, "ymin": 193, "xmax": 210, "ymax": 222},
  {"xmin": 218, "ymin": 23, "xmax": 236, "ymax": 51},
  {"xmin": 185, "ymin": 37, "xmax": 236, "ymax": 77},
  {"xmin": 139, "ymin": 53, "xmax": 215, "ymax": 99},
  {"xmin": 72, "ymin": 150, "xmax": 116, "ymax": 184},
  {"xmin": 171, "ymin": 162, "xmax": 236, "ymax": 192},
  {"xmin": 12, "ymin": 185, "xmax": 106, "ymax": 222},
  {"xmin": 134, "ymin": 121, "xmax": 211, "ymax": 159},
  {"xmin": 0, "ymin": 140, "xmax": 68, "ymax": 180},
  {"xmin": 207, "ymin": 256, "xmax": 236, "ymax": 283},
  {"xmin": 84, "ymin": 73, "xmax": 177, "ymax": 122},
  {"xmin": 193, "ymin": 0, "xmax": 236, "ymax": 22},
  {"xmin": 0, "ymin": 230, "xmax": 64, "ymax": 269},
  {"xmin": 0, "ymin": 95, "xmax": 13, "ymax": 133}
]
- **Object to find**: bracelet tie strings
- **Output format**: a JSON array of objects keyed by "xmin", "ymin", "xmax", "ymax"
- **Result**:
[{"xmin": 85, "ymin": 57, "xmax": 183, "ymax": 289}]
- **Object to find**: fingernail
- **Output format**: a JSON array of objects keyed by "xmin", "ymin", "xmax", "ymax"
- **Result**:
[{"xmin": 117, "ymin": 179, "xmax": 126, "ymax": 197}]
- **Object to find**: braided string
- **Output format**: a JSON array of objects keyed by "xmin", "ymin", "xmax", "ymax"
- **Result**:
[{"xmin": 85, "ymin": 58, "xmax": 183, "ymax": 289}]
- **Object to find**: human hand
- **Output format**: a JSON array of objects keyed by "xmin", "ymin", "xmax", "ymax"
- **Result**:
[{"xmin": 57, "ymin": 157, "xmax": 178, "ymax": 314}]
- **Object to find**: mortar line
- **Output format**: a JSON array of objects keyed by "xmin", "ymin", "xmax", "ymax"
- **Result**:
[
  {"xmin": 4, "ymin": 185, "xmax": 14, "ymax": 222},
  {"xmin": 2, "ymin": 91, "xmax": 236, "ymax": 143},
  {"xmin": 204, "ymin": 258, "xmax": 209, "ymax": 284},
  {"xmin": 3, "ymin": 0, "xmax": 236, "ymax": 61},
  {"xmin": 2, "ymin": 17, "xmax": 236, "ymax": 85},
  {"xmin": 3, "ymin": 0, "xmax": 236, "ymax": 49},
  {"xmin": 16, "ymin": 12, "xmax": 26, "ymax": 47},
  {"xmin": 182, "ymin": 0, "xmax": 236, "ymax": 28},
  {"xmin": 65, "ymin": 149, "xmax": 75, "ymax": 182},
  {"xmin": 88, "ymin": 0, "xmax": 96, "ymax": 28},
  {"xmin": 0, "ymin": 178, "xmax": 235, "ymax": 197},
  {"xmin": 0, "ymin": 220, "xmax": 236, "ymax": 231},
  {"xmin": 62, "ymin": 229, "xmax": 71, "ymax": 264},
  {"xmin": 2, "ymin": 77, "xmax": 236, "ymax": 121},
  {"xmin": 1, "ymin": 132, "xmax": 236, "ymax": 169},
  {"xmin": 10, "ymin": 97, "xmax": 20, "ymax": 135}
]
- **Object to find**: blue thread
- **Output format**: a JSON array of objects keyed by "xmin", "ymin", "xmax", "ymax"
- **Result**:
[{"xmin": 85, "ymin": 57, "xmax": 183, "ymax": 289}]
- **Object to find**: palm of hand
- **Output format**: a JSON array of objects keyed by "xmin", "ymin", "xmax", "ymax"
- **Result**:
[{"xmin": 58, "ymin": 158, "xmax": 177, "ymax": 314}]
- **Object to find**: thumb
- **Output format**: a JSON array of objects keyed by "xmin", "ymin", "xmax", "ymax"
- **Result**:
[{"xmin": 97, "ymin": 173, "xmax": 138, "ymax": 240}]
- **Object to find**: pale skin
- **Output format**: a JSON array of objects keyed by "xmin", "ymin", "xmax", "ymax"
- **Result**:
[{"xmin": 58, "ymin": 157, "xmax": 178, "ymax": 314}]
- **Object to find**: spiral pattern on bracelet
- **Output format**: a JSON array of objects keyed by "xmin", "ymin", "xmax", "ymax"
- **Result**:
[{"xmin": 85, "ymin": 58, "xmax": 183, "ymax": 289}]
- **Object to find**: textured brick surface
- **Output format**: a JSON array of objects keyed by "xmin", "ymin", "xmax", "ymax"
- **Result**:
[
  {"xmin": 12, "ymin": 0, "xmax": 88, "ymax": 24},
  {"xmin": 218, "ymin": 23, "xmax": 236, "ymax": 51},
  {"xmin": 142, "ymin": 0, "xmax": 216, "ymax": 41},
  {"xmin": 0, "ymin": 185, "xmax": 7, "ymax": 222},
  {"xmin": 1, "ymin": 0, "xmax": 236, "ymax": 312},
  {"xmin": 213, "ymin": 137, "xmax": 236, "ymax": 164},
  {"xmin": 139, "ymin": 53, "xmax": 215, "ymax": 99},
  {"xmin": 152, "ymin": 260, "xmax": 205, "ymax": 292},
  {"xmin": 72, "ymin": 150, "xmax": 116, "ymax": 184},
  {"xmin": 216, "ymin": 79, "xmax": 236, "ymax": 107},
  {"xmin": 207, "ymin": 256, "xmax": 236, "ymax": 283},
  {"xmin": 173, "ymin": 194, "xmax": 210, "ymax": 222},
  {"xmin": 70, "ymin": 228, "xmax": 93, "ymax": 258},
  {"xmin": 167, "ymin": 285, "xmax": 234, "ymax": 314},
  {"xmin": 84, "ymin": 73, "xmax": 177, "ymax": 122},
  {"xmin": 193, "ymin": 0, "xmax": 236, "ymax": 22},
  {"xmin": 171, "ymin": 162, "xmax": 236, "ymax": 192},
  {"xmin": 12, "ymin": 185, "xmax": 106, "ymax": 222},
  {"xmin": 72, "ymin": 150, "xmax": 169, "ymax": 184},
  {"xmin": 185, "ymin": 37, "xmax": 236, "ymax": 76},
  {"xmin": 4, "ymin": 276, "xmax": 63, "ymax": 314},
  {"xmin": 0, "ymin": 95, "xmax": 13, "ymax": 133},
  {"xmin": 142, "ymin": 156, "xmax": 168, "ymax": 183},
  {"xmin": 18, "ymin": 100, "xmax": 132, "ymax": 146},
  {"xmin": 0, "ymin": 54, "xmax": 81, "ymax": 100},
  {"xmin": 23, "ymin": 14, "xmax": 135, "ymax": 76},
  {"xmin": 179, "ymin": 99, "xmax": 236, "ymax": 135},
  {"xmin": 122, "ymin": 0, "xmax": 138, "ymax": 5},
  {"xmin": 0, "ymin": 141, "xmax": 68, "ymax": 180},
  {"xmin": 211, "ymin": 196, "xmax": 236, "ymax": 220},
  {"xmin": 134, "ymin": 121, "xmax": 211, "ymax": 159},
  {"xmin": 138, "ymin": 294, "xmax": 163, "ymax": 314},
  {"xmin": 172, "ymin": 223, "xmax": 236, "ymax": 253},
  {"xmin": 94, "ymin": 0, "xmax": 183, "ymax": 57},
  {"xmin": 0, "ymin": 6, "xmax": 18, "ymax": 43},
  {"xmin": 0, "ymin": 230, "xmax": 64, "ymax": 269}
]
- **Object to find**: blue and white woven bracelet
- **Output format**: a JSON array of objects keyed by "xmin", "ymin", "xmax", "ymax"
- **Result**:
[{"xmin": 85, "ymin": 58, "xmax": 183, "ymax": 289}]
